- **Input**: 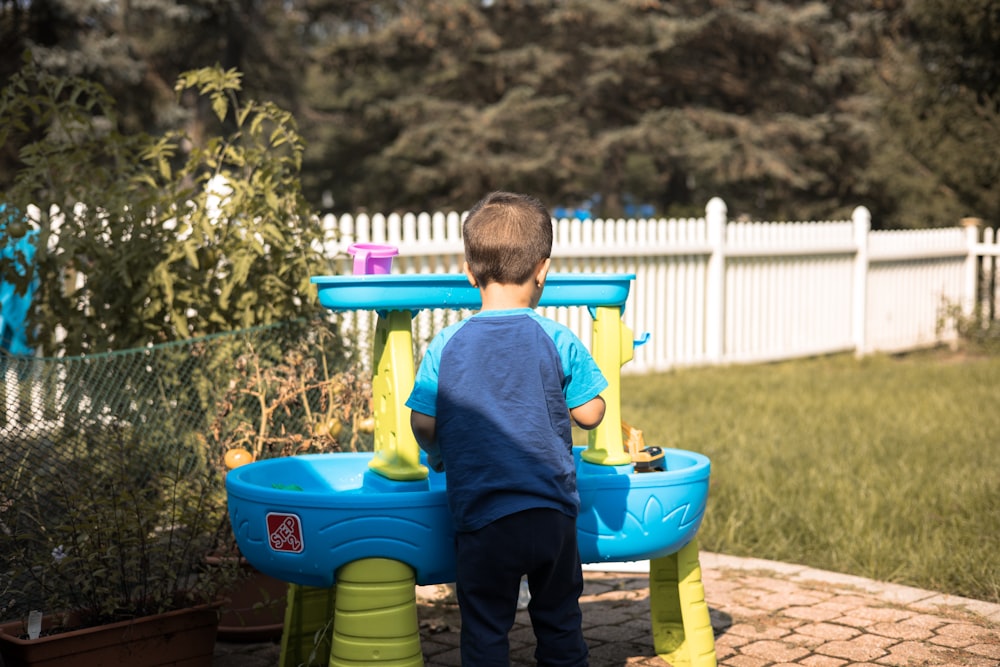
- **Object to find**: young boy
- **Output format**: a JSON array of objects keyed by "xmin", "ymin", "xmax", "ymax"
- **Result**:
[{"xmin": 406, "ymin": 191, "xmax": 607, "ymax": 666}]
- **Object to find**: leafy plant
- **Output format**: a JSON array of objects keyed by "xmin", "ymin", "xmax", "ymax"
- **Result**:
[
  {"xmin": 937, "ymin": 298, "xmax": 1000, "ymax": 356},
  {"xmin": 0, "ymin": 419, "xmax": 240, "ymax": 631},
  {"xmin": 205, "ymin": 319, "xmax": 375, "ymax": 470},
  {"xmin": 0, "ymin": 56, "xmax": 332, "ymax": 356},
  {"xmin": 0, "ymin": 320, "xmax": 364, "ymax": 634}
]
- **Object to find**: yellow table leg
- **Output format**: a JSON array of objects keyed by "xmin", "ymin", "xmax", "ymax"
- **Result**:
[
  {"xmin": 329, "ymin": 558, "xmax": 423, "ymax": 667},
  {"xmin": 279, "ymin": 583, "xmax": 337, "ymax": 667},
  {"xmin": 649, "ymin": 540, "xmax": 717, "ymax": 667},
  {"xmin": 367, "ymin": 310, "xmax": 428, "ymax": 481},
  {"xmin": 582, "ymin": 305, "xmax": 634, "ymax": 465}
]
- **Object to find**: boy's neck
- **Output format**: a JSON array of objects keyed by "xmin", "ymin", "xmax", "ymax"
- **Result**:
[{"xmin": 478, "ymin": 281, "xmax": 541, "ymax": 311}]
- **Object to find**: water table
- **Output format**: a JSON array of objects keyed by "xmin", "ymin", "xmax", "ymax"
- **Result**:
[{"xmin": 225, "ymin": 261, "xmax": 715, "ymax": 667}]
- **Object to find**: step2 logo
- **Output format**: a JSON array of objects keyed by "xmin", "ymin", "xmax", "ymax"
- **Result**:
[{"xmin": 266, "ymin": 512, "xmax": 304, "ymax": 553}]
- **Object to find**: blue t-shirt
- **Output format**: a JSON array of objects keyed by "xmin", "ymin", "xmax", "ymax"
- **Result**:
[{"xmin": 406, "ymin": 308, "xmax": 608, "ymax": 532}]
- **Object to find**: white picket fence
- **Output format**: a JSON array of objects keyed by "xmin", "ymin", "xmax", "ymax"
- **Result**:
[
  {"xmin": 3, "ymin": 198, "xmax": 997, "ymax": 435},
  {"xmin": 320, "ymin": 198, "xmax": 1000, "ymax": 374}
]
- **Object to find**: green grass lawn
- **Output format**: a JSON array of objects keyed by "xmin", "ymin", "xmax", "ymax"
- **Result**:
[{"xmin": 614, "ymin": 349, "xmax": 1000, "ymax": 603}]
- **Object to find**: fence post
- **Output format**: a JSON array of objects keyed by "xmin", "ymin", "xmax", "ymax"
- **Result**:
[
  {"xmin": 320, "ymin": 213, "xmax": 340, "ymax": 259},
  {"xmin": 705, "ymin": 198, "xmax": 727, "ymax": 364},
  {"xmin": 960, "ymin": 217, "xmax": 982, "ymax": 319},
  {"xmin": 852, "ymin": 206, "xmax": 871, "ymax": 358},
  {"xmin": 339, "ymin": 214, "xmax": 356, "ymax": 248}
]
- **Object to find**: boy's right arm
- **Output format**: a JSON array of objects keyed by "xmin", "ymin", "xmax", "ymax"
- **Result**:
[{"xmin": 410, "ymin": 410, "xmax": 444, "ymax": 472}]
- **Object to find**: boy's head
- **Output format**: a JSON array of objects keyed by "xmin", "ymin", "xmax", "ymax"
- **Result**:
[{"xmin": 463, "ymin": 191, "xmax": 553, "ymax": 286}]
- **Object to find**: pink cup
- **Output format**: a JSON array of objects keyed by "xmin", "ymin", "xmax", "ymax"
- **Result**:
[{"xmin": 347, "ymin": 243, "xmax": 399, "ymax": 275}]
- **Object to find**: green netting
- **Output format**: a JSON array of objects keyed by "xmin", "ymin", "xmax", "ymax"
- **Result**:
[{"xmin": 0, "ymin": 318, "xmax": 372, "ymax": 623}]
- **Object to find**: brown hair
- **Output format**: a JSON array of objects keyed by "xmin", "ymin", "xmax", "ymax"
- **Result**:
[{"xmin": 463, "ymin": 191, "xmax": 553, "ymax": 286}]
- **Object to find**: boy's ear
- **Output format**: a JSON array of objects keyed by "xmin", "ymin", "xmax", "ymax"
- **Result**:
[
  {"xmin": 535, "ymin": 258, "xmax": 551, "ymax": 287},
  {"xmin": 463, "ymin": 261, "xmax": 478, "ymax": 287}
]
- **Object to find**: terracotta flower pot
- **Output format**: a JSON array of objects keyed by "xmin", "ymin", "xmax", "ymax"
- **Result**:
[{"xmin": 0, "ymin": 602, "xmax": 221, "ymax": 667}]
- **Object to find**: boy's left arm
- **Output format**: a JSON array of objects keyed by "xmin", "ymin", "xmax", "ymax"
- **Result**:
[{"xmin": 410, "ymin": 410, "xmax": 444, "ymax": 472}]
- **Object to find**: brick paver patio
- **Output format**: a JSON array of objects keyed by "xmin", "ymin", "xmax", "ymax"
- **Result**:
[{"xmin": 214, "ymin": 552, "xmax": 1000, "ymax": 667}]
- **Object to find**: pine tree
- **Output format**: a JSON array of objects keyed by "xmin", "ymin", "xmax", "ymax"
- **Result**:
[
  {"xmin": 301, "ymin": 1, "xmax": 890, "ymax": 219},
  {"xmin": 865, "ymin": 0, "xmax": 1000, "ymax": 228}
]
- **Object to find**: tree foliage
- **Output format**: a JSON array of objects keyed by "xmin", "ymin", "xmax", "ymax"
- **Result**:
[
  {"xmin": 0, "ymin": 0, "xmax": 309, "ymax": 188},
  {"xmin": 2, "ymin": 1, "xmax": 996, "ymax": 229},
  {"xmin": 300, "ymin": 1, "xmax": 889, "ymax": 220},
  {"xmin": 863, "ymin": 0, "xmax": 1000, "ymax": 228},
  {"xmin": 0, "ymin": 62, "xmax": 330, "ymax": 356}
]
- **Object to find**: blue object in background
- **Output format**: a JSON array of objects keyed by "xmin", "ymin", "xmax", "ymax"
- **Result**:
[
  {"xmin": 552, "ymin": 203, "xmax": 593, "ymax": 221},
  {"xmin": 553, "ymin": 193, "xmax": 656, "ymax": 221},
  {"xmin": 0, "ymin": 204, "xmax": 38, "ymax": 355},
  {"xmin": 623, "ymin": 193, "xmax": 656, "ymax": 219},
  {"xmin": 624, "ymin": 202, "xmax": 656, "ymax": 219}
]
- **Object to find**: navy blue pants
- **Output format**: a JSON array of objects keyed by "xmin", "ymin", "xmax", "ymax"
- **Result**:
[{"xmin": 454, "ymin": 508, "xmax": 588, "ymax": 666}]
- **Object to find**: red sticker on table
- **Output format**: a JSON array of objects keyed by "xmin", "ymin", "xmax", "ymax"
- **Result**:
[{"xmin": 266, "ymin": 513, "xmax": 304, "ymax": 553}]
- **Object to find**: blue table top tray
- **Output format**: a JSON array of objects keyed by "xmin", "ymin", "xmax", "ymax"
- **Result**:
[{"xmin": 311, "ymin": 273, "xmax": 635, "ymax": 312}]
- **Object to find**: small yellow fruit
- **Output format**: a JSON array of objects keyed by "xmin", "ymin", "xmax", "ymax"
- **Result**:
[
  {"xmin": 224, "ymin": 448, "xmax": 254, "ymax": 469},
  {"xmin": 313, "ymin": 417, "xmax": 343, "ymax": 439},
  {"xmin": 326, "ymin": 417, "xmax": 344, "ymax": 439},
  {"xmin": 356, "ymin": 417, "xmax": 375, "ymax": 434}
]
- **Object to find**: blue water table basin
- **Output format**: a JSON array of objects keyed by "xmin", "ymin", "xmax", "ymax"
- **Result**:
[{"xmin": 225, "ymin": 446, "xmax": 710, "ymax": 587}]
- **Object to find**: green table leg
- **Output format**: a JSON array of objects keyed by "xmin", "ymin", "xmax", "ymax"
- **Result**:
[
  {"xmin": 329, "ymin": 558, "xmax": 423, "ymax": 667},
  {"xmin": 649, "ymin": 540, "xmax": 717, "ymax": 667},
  {"xmin": 279, "ymin": 583, "xmax": 337, "ymax": 667}
]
